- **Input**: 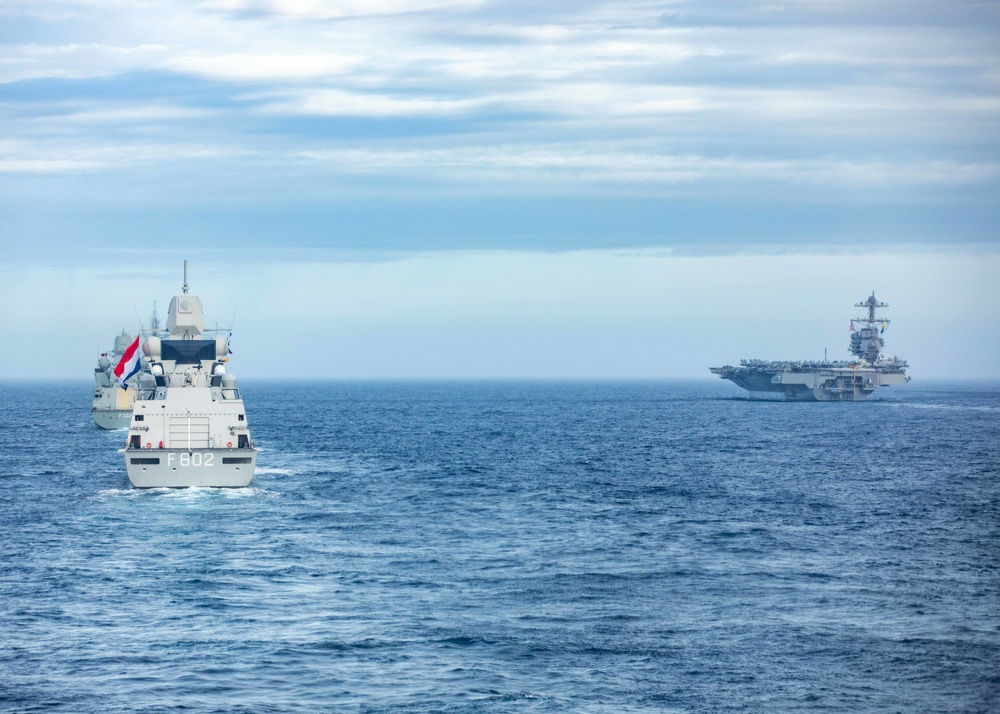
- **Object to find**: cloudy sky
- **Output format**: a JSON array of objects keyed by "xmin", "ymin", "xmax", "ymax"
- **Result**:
[{"xmin": 1, "ymin": 0, "xmax": 998, "ymax": 378}]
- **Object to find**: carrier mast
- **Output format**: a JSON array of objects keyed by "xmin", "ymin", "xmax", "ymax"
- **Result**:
[{"xmin": 850, "ymin": 292, "xmax": 890, "ymax": 364}]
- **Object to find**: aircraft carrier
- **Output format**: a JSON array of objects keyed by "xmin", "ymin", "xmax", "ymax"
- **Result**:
[{"xmin": 711, "ymin": 293, "xmax": 909, "ymax": 401}]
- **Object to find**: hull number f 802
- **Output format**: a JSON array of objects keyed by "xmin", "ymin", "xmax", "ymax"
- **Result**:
[{"xmin": 167, "ymin": 452, "xmax": 215, "ymax": 468}]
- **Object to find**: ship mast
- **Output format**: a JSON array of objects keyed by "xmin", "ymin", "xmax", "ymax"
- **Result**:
[
  {"xmin": 150, "ymin": 301, "xmax": 160, "ymax": 334},
  {"xmin": 850, "ymin": 292, "xmax": 889, "ymax": 363},
  {"xmin": 182, "ymin": 260, "xmax": 189, "ymax": 294},
  {"xmin": 854, "ymin": 291, "xmax": 889, "ymax": 329}
]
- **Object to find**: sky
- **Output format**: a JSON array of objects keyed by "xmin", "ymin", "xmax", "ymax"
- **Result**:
[{"xmin": 1, "ymin": 0, "xmax": 998, "ymax": 378}]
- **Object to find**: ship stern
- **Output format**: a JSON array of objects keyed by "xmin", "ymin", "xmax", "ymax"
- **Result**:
[{"xmin": 125, "ymin": 448, "xmax": 256, "ymax": 488}]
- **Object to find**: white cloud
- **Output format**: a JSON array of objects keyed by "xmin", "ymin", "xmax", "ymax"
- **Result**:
[
  {"xmin": 0, "ymin": 158, "xmax": 105, "ymax": 172},
  {"xmin": 0, "ymin": 43, "xmax": 171, "ymax": 82},
  {"xmin": 294, "ymin": 146, "xmax": 1000, "ymax": 185},
  {"xmin": 1, "ymin": 131, "xmax": 995, "ymax": 187},
  {"xmin": 0, "ymin": 0, "xmax": 997, "ymax": 251},
  {"xmin": 2, "ymin": 1, "xmax": 997, "ymax": 143},
  {"xmin": 201, "ymin": 0, "xmax": 490, "ymax": 19},
  {"xmin": 53, "ymin": 103, "xmax": 215, "ymax": 123},
  {"xmin": 254, "ymin": 88, "xmax": 484, "ymax": 116},
  {"xmin": 0, "ymin": 139, "xmax": 241, "ymax": 173},
  {"xmin": 163, "ymin": 52, "xmax": 362, "ymax": 81}
]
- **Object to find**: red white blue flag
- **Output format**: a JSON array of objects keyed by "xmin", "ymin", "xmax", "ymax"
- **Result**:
[
  {"xmin": 113, "ymin": 334, "xmax": 142, "ymax": 389},
  {"xmin": 849, "ymin": 321, "xmax": 856, "ymax": 331}
]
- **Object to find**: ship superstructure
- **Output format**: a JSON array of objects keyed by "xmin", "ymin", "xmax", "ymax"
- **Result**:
[
  {"xmin": 92, "ymin": 330, "xmax": 138, "ymax": 429},
  {"xmin": 123, "ymin": 263, "xmax": 256, "ymax": 487},
  {"xmin": 92, "ymin": 305, "xmax": 166, "ymax": 429},
  {"xmin": 710, "ymin": 293, "xmax": 909, "ymax": 401}
]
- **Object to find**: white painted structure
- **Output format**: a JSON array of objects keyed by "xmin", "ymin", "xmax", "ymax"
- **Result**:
[{"xmin": 124, "ymin": 264, "xmax": 256, "ymax": 487}]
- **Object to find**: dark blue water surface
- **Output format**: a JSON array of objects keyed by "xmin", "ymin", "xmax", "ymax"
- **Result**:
[{"xmin": 1, "ymin": 380, "xmax": 998, "ymax": 712}]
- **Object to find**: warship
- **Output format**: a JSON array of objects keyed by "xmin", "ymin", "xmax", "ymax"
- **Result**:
[
  {"xmin": 92, "ymin": 330, "xmax": 139, "ymax": 429},
  {"xmin": 92, "ymin": 305, "xmax": 166, "ymax": 429},
  {"xmin": 711, "ymin": 293, "xmax": 909, "ymax": 401},
  {"xmin": 123, "ymin": 263, "xmax": 256, "ymax": 487}
]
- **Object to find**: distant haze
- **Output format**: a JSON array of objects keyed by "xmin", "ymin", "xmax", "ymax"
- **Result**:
[{"xmin": 2, "ymin": 249, "xmax": 997, "ymax": 379}]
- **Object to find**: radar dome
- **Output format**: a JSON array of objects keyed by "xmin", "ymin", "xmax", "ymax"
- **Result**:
[
  {"xmin": 113, "ymin": 332, "xmax": 132, "ymax": 353},
  {"xmin": 143, "ymin": 336, "xmax": 161, "ymax": 359}
]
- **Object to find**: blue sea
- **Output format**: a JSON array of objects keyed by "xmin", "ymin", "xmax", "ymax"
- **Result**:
[{"xmin": 1, "ymin": 380, "xmax": 998, "ymax": 713}]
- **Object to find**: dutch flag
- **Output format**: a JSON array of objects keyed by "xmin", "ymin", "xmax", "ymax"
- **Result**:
[{"xmin": 113, "ymin": 334, "xmax": 142, "ymax": 389}]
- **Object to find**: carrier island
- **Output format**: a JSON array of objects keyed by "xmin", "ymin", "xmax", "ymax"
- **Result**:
[
  {"xmin": 710, "ymin": 293, "xmax": 909, "ymax": 402},
  {"xmin": 124, "ymin": 264, "xmax": 256, "ymax": 487}
]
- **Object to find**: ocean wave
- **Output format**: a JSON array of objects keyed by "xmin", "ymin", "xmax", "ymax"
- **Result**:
[{"xmin": 881, "ymin": 402, "xmax": 999, "ymax": 413}]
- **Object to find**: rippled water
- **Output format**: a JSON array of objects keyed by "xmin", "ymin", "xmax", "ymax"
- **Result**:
[{"xmin": 1, "ymin": 380, "xmax": 998, "ymax": 712}]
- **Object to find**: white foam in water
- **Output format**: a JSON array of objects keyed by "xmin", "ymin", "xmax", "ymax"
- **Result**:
[
  {"xmin": 95, "ymin": 488, "xmax": 140, "ymax": 499},
  {"xmin": 95, "ymin": 485, "xmax": 278, "ymax": 500},
  {"xmin": 255, "ymin": 467, "xmax": 295, "ymax": 476},
  {"xmin": 221, "ymin": 486, "xmax": 279, "ymax": 499}
]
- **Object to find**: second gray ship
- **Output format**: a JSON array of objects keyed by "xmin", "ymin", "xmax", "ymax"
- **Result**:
[
  {"xmin": 92, "ymin": 330, "xmax": 138, "ymax": 429},
  {"xmin": 711, "ymin": 293, "xmax": 909, "ymax": 401},
  {"xmin": 92, "ymin": 305, "xmax": 165, "ymax": 429}
]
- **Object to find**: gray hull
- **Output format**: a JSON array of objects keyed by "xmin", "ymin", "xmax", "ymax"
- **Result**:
[
  {"xmin": 93, "ymin": 408, "xmax": 133, "ymax": 429},
  {"xmin": 711, "ymin": 364, "xmax": 907, "ymax": 401},
  {"xmin": 125, "ymin": 448, "xmax": 256, "ymax": 488}
]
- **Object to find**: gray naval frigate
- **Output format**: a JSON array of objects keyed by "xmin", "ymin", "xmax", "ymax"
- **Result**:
[
  {"xmin": 123, "ymin": 263, "xmax": 256, "ymax": 487},
  {"xmin": 92, "ymin": 305, "xmax": 167, "ymax": 429},
  {"xmin": 711, "ymin": 293, "xmax": 909, "ymax": 401},
  {"xmin": 92, "ymin": 330, "xmax": 139, "ymax": 429}
]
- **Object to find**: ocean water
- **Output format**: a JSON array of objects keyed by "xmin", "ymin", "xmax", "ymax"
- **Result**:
[{"xmin": 0, "ymin": 379, "xmax": 997, "ymax": 713}]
